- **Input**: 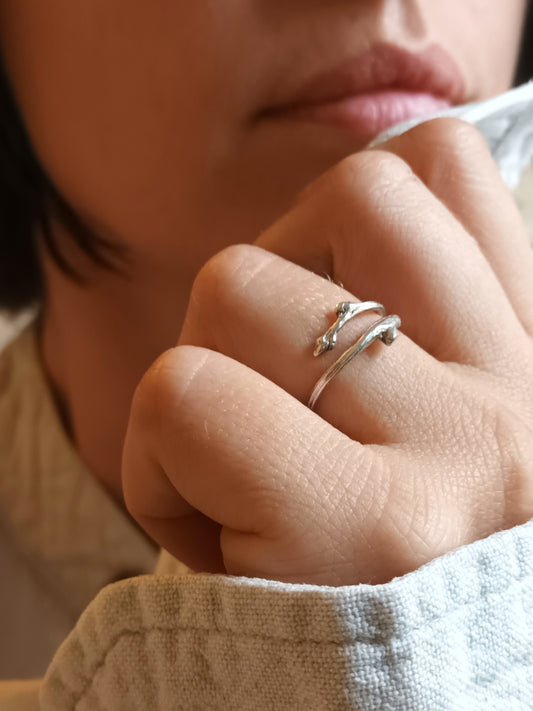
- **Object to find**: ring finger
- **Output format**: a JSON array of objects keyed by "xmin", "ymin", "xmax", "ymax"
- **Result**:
[{"xmin": 181, "ymin": 244, "xmax": 439, "ymax": 443}]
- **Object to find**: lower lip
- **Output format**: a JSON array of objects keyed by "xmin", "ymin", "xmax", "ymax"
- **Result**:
[{"xmin": 273, "ymin": 90, "xmax": 451, "ymax": 138}]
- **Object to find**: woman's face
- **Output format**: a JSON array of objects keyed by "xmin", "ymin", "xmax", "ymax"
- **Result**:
[{"xmin": 0, "ymin": 1, "xmax": 527, "ymax": 279}]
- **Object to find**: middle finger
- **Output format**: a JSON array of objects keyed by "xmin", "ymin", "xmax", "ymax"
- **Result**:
[{"xmin": 256, "ymin": 150, "xmax": 529, "ymax": 373}]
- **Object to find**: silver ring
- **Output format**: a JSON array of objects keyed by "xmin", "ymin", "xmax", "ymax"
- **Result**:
[
  {"xmin": 313, "ymin": 300, "xmax": 385, "ymax": 356},
  {"xmin": 308, "ymin": 302, "xmax": 401, "ymax": 411}
]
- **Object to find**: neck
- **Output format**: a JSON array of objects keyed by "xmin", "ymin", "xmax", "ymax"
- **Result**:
[{"xmin": 40, "ymin": 249, "xmax": 193, "ymax": 503}]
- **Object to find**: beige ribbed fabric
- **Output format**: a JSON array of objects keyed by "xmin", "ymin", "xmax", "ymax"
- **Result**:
[
  {"xmin": 0, "ymin": 325, "xmax": 160, "ymax": 679},
  {"xmin": 0, "ymin": 162, "xmax": 531, "ymax": 710}
]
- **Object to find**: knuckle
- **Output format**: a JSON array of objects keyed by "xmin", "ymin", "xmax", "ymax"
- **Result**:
[
  {"xmin": 186, "ymin": 244, "xmax": 279, "ymax": 349},
  {"xmin": 329, "ymin": 150, "xmax": 414, "ymax": 201},
  {"xmin": 192, "ymin": 243, "xmax": 258, "ymax": 305},
  {"xmin": 129, "ymin": 348, "xmax": 178, "ymax": 432},
  {"xmin": 436, "ymin": 117, "xmax": 488, "ymax": 152},
  {"xmin": 382, "ymin": 491, "xmax": 465, "ymax": 579},
  {"xmin": 406, "ymin": 117, "xmax": 490, "ymax": 179},
  {"xmin": 295, "ymin": 150, "xmax": 415, "ymax": 213},
  {"xmin": 414, "ymin": 117, "xmax": 488, "ymax": 154},
  {"xmin": 130, "ymin": 345, "xmax": 207, "ymax": 436},
  {"xmin": 490, "ymin": 406, "xmax": 533, "ymax": 528},
  {"xmin": 446, "ymin": 394, "xmax": 533, "ymax": 535},
  {"xmin": 189, "ymin": 243, "xmax": 272, "ymax": 328}
]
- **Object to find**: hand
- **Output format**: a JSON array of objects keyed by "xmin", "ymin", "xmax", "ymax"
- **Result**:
[{"xmin": 122, "ymin": 118, "xmax": 533, "ymax": 585}]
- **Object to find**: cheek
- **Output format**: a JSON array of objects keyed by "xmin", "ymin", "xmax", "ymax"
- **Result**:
[
  {"xmin": 425, "ymin": 0, "xmax": 527, "ymax": 98},
  {"xmin": 0, "ymin": 2, "xmax": 241, "ymax": 264}
]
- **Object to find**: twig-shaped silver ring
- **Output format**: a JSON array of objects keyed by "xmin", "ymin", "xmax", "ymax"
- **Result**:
[
  {"xmin": 314, "ymin": 301, "xmax": 386, "ymax": 355},
  {"xmin": 308, "ymin": 308, "xmax": 401, "ymax": 411}
]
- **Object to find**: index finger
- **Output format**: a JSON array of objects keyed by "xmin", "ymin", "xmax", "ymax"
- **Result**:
[{"xmin": 122, "ymin": 345, "xmax": 371, "ymax": 582}]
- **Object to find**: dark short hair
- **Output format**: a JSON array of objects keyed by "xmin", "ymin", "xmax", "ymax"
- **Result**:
[
  {"xmin": 517, "ymin": 2, "xmax": 533, "ymax": 85},
  {"xmin": 0, "ymin": 56, "xmax": 127, "ymax": 313},
  {"xmin": 1, "ymin": 13, "xmax": 533, "ymax": 314}
]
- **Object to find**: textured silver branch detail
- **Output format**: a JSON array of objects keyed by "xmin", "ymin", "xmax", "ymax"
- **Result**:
[{"xmin": 313, "ymin": 301, "xmax": 386, "ymax": 356}]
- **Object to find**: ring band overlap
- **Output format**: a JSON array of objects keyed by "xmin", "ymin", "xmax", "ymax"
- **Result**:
[{"xmin": 308, "ymin": 301, "xmax": 401, "ymax": 411}]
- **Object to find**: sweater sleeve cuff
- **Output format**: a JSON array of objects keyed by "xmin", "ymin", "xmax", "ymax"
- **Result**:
[{"xmin": 42, "ymin": 519, "xmax": 533, "ymax": 710}]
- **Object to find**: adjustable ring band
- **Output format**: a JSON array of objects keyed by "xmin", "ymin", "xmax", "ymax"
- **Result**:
[{"xmin": 308, "ymin": 304, "xmax": 401, "ymax": 411}]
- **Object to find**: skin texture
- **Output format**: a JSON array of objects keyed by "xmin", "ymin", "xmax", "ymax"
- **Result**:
[
  {"xmin": 123, "ymin": 120, "xmax": 533, "ymax": 583},
  {"xmin": 0, "ymin": 2, "xmax": 530, "ymax": 581}
]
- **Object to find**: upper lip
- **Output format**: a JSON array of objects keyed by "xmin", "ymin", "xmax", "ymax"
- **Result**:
[{"xmin": 264, "ymin": 42, "xmax": 466, "ymax": 114}]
